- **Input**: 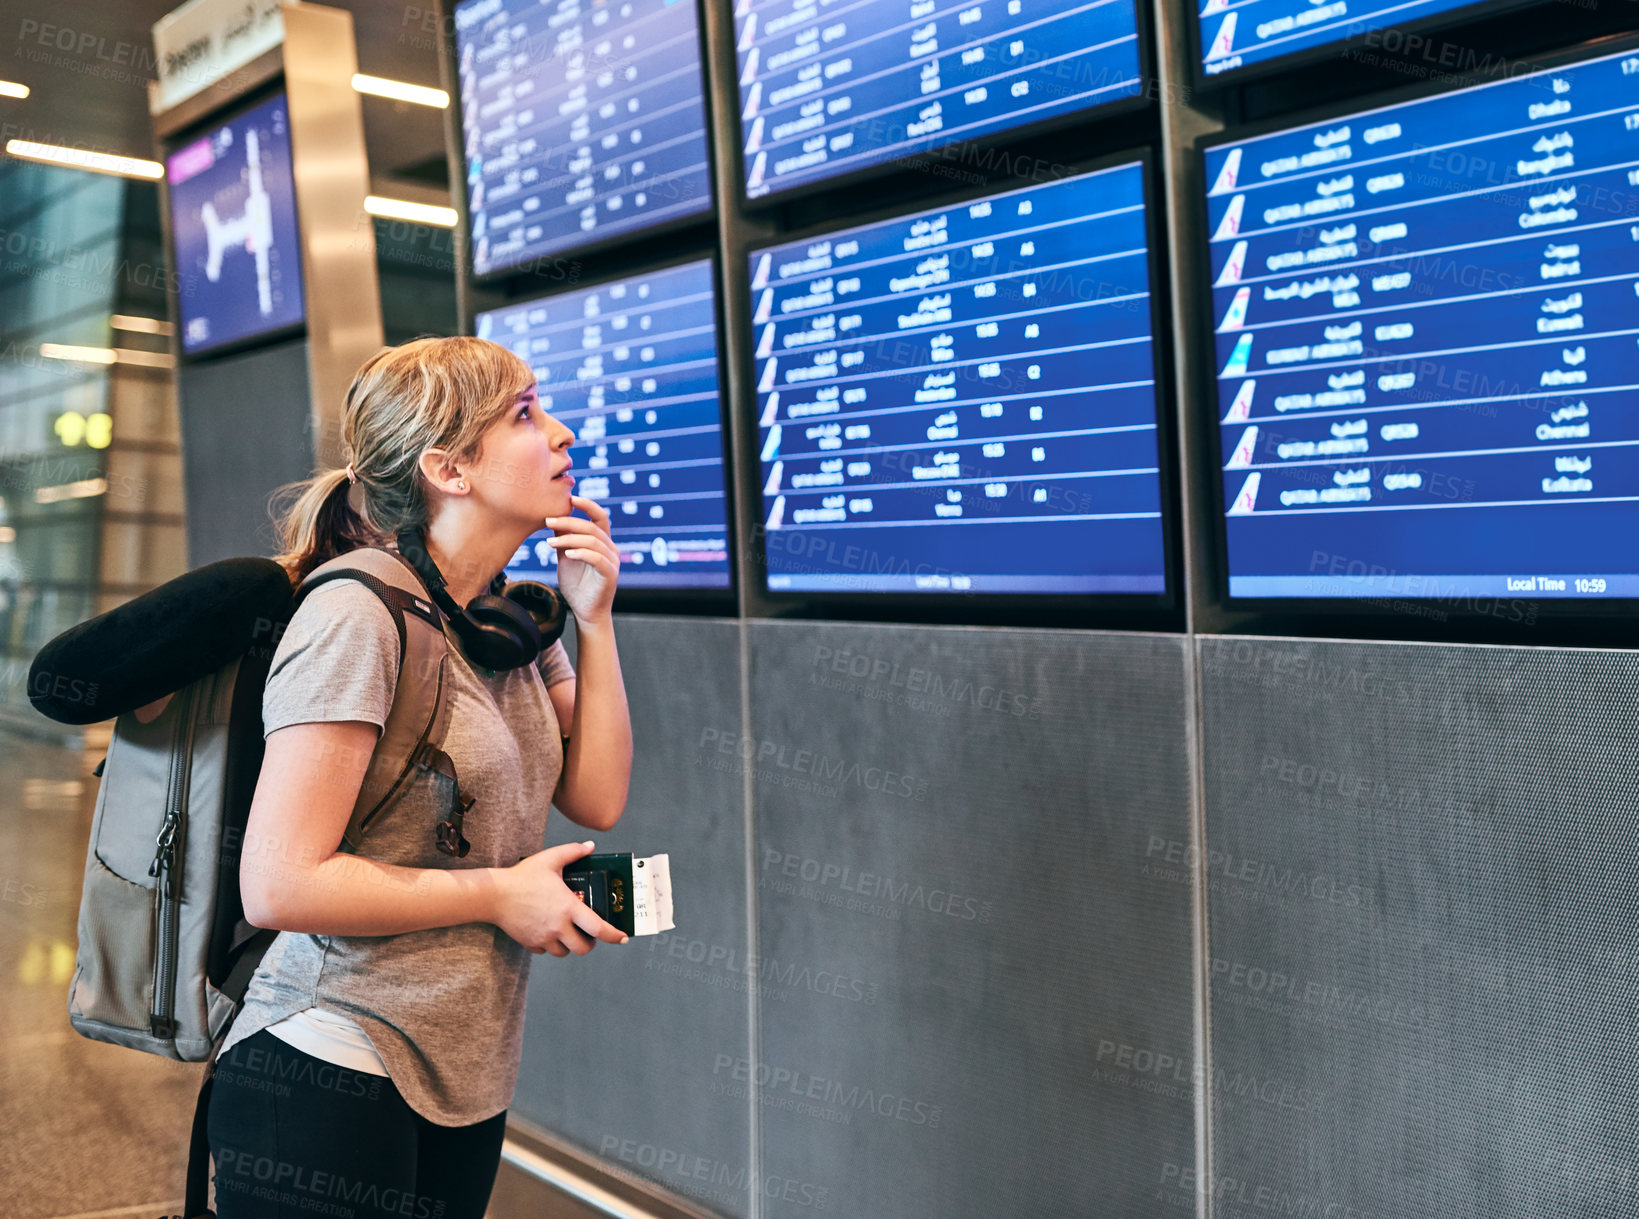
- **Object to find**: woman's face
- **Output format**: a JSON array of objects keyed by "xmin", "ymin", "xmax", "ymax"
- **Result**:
[{"xmin": 469, "ymin": 384, "xmax": 578, "ymax": 526}]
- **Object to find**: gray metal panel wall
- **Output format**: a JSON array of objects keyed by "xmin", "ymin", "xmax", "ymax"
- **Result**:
[
  {"xmin": 1199, "ymin": 637, "xmax": 1639, "ymax": 1219},
  {"xmin": 748, "ymin": 621, "xmax": 1196, "ymax": 1218},
  {"xmin": 512, "ymin": 615, "xmax": 755, "ymax": 1219},
  {"xmin": 176, "ymin": 338, "xmax": 315, "ymax": 567}
]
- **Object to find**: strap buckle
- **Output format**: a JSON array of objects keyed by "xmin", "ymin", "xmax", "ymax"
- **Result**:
[{"xmin": 435, "ymin": 784, "xmax": 476, "ymax": 858}]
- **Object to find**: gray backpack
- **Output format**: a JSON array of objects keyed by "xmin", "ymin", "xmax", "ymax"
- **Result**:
[{"xmin": 66, "ymin": 545, "xmax": 461, "ymax": 1062}]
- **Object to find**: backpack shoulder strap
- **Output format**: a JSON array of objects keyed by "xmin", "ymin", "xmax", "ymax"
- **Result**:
[{"xmin": 295, "ymin": 547, "xmax": 453, "ymax": 852}]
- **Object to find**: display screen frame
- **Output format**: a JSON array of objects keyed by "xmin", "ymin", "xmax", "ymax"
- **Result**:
[
  {"xmin": 164, "ymin": 80, "xmax": 308, "ymax": 363},
  {"xmin": 1188, "ymin": 0, "xmax": 1554, "ymax": 92},
  {"xmin": 447, "ymin": 0, "xmax": 719, "ymax": 285},
  {"xmin": 1191, "ymin": 29, "xmax": 1639, "ymax": 636},
  {"xmin": 483, "ymin": 249, "xmax": 740, "ymax": 610},
  {"xmin": 728, "ymin": 0, "xmax": 1158, "ymax": 214},
  {"xmin": 741, "ymin": 145, "xmax": 1183, "ymax": 627}
]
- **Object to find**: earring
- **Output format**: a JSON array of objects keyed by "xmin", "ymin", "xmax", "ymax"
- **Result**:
[{"xmin": 458, "ymin": 480, "xmax": 467, "ymax": 490}]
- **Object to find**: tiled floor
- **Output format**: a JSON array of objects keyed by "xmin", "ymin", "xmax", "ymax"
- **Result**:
[{"xmin": 1, "ymin": 724, "xmax": 204, "ymax": 1218}]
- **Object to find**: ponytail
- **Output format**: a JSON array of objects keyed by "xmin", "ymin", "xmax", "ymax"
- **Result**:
[{"xmin": 268, "ymin": 467, "xmax": 386, "ymax": 591}]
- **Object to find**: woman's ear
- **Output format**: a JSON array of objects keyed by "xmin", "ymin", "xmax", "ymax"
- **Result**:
[{"xmin": 418, "ymin": 447, "xmax": 464, "ymax": 494}]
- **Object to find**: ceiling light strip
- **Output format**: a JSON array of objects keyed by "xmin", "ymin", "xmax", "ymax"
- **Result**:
[
  {"xmin": 5, "ymin": 140, "xmax": 162, "ymax": 180},
  {"xmin": 351, "ymin": 73, "xmax": 449, "ymax": 108},
  {"xmin": 364, "ymin": 195, "xmax": 458, "ymax": 227}
]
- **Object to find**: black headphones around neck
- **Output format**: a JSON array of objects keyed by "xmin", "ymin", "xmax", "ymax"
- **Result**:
[{"xmin": 394, "ymin": 526, "xmax": 572, "ymax": 671}]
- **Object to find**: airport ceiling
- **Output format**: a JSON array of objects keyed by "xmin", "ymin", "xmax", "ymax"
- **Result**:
[{"xmin": 4, "ymin": 0, "xmax": 452, "ymax": 190}]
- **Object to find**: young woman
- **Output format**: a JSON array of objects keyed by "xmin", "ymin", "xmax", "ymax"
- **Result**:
[{"xmin": 206, "ymin": 336, "xmax": 633, "ymax": 1218}]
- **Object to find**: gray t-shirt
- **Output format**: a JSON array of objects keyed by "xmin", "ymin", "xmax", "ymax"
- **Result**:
[{"xmin": 218, "ymin": 565, "xmax": 576, "ymax": 1126}]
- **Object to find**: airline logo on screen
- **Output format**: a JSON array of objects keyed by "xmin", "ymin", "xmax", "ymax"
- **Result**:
[{"xmin": 1201, "ymin": 0, "xmax": 1483, "ymax": 78}]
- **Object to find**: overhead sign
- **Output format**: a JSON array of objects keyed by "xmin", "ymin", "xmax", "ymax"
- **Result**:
[{"xmin": 151, "ymin": 0, "xmax": 284, "ymax": 113}]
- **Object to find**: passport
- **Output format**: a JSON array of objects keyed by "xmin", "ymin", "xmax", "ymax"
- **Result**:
[{"xmin": 562, "ymin": 852, "xmax": 674, "ymax": 937}]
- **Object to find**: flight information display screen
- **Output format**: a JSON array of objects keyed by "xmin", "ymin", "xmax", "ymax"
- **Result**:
[
  {"xmin": 479, "ymin": 258, "xmax": 731, "ymax": 590},
  {"xmin": 733, "ymin": 0, "xmax": 1144, "ymax": 202},
  {"xmin": 1205, "ymin": 44, "xmax": 1639, "ymax": 602},
  {"xmin": 168, "ymin": 92, "xmax": 304, "ymax": 356},
  {"xmin": 750, "ymin": 161, "xmax": 1167, "ymax": 595},
  {"xmin": 454, "ymin": 0, "xmax": 714, "ymax": 276},
  {"xmin": 1200, "ymin": 0, "xmax": 1500, "ymax": 79}
]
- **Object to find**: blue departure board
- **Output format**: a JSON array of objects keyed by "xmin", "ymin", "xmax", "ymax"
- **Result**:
[
  {"xmin": 481, "ymin": 259, "xmax": 731, "ymax": 590},
  {"xmin": 1200, "ymin": 0, "xmax": 1508, "ymax": 79},
  {"xmin": 168, "ymin": 92, "xmax": 304, "ymax": 356},
  {"xmin": 454, "ymin": 0, "xmax": 714, "ymax": 275},
  {"xmin": 733, "ymin": 0, "xmax": 1144, "ymax": 202},
  {"xmin": 751, "ymin": 161, "xmax": 1167, "ymax": 595},
  {"xmin": 1206, "ymin": 45, "xmax": 1639, "ymax": 601}
]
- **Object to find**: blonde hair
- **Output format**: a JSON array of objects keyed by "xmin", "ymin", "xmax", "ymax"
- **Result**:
[{"xmin": 269, "ymin": 336, "xmax": 537, "ymax": 589}]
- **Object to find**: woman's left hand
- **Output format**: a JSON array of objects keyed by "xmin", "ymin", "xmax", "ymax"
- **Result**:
[{"xmin": 546, "ymin": 495, "xmax": 619, "ymax": 623}]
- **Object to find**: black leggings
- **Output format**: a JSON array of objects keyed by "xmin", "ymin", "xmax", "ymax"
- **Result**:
[{"xmin": 207, "ymin": 1028, "xmax": 507, "ymax": 1219}]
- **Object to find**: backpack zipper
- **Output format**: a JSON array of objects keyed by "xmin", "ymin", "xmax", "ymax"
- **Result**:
[{"xmin": 147, "ymin": 684, "xmax": 197, "ymax": 1041}]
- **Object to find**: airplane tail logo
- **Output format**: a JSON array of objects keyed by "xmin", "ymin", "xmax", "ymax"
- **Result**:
[
  {"xmin": 765, "ymin": 495, "xmax": 786, "ymax": 529},
  {"xmin": 1209, "ymin": 148, "xmax": 1241, "ymax": 196},
  {"xmin": 756, "ymin": 324, "xmax": 776, "ymax": 358},
  {"xmin": 1219, "ymin": 287, "xmax": 1251, "ymax": 332},
  {"xmin": 1223, "ymin": 334, "xmax": 1253, "ymax": 378},
  {"xmin": 1206, "ymin": 12, "xmax": 1238, "ymax": 60},
  {"xmin": 1215, "ymin": 241, "xmax": 1248, "ymax": 287},
  {"xmin": 747, "ymin": 151, "xmax": 768, "ymax": 193},
  {"xmin": 1223, "ymin": 379, "xmax": 1256, "ymax": 423},
  {"xmin": 742, "ymin": 82, "xmax": 762, "ymax": 121},
  {"xmin": 760, "ymin": 424, "xmax": 783, "ymax": 463},
  {"xmin": 1212, "ymin": 195, "xmax": 1245, "ymax": 242},
  {"xmin": 754, "ymin": 288, "xmax": 774, "ymax": 323},
  {"xmin": 758, "ymin": 358, "xmax": 778, "ymax": 393},
  {"xmin": 759, "ymin": 391, "xmax": 781, "ymax": 428},
  {"xmin": 745, "ymin": 116, "xmax": 764, "ymax": 155},
  {"xmin": 739, "ymin": 46, "xmax": 761, "ymax": 86},
  {"xmin": 1227, "ymin": 472, "xmax": 1261, "ymax": 515},
  {"xmin": 751, "ymin": 253, "xmax": 772, "ymax": 291},
  {"xmin": 1226, "ymin": 426, "xmax": 1259, "ymax": 469},
  {"xmin": 763, "ymin": 460, "xmax": 783, "ymax": 495},
  {"xmin": 1201, "ymin": 0, "xmax": 1231, "ymax": 13},
  {"xmin": 737, "ymin": 14, "xmax": 758, "ymax": 51}
]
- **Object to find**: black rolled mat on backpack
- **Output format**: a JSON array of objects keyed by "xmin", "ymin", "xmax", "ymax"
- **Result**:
[{"xmin": 29, "ymin": 557, "xmax": 294, "ymax": 725}]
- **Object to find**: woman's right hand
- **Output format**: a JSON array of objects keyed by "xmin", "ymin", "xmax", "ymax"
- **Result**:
[{"xmin": 492, "ymin": 840, "xmax": 630, "ymax": 957}]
